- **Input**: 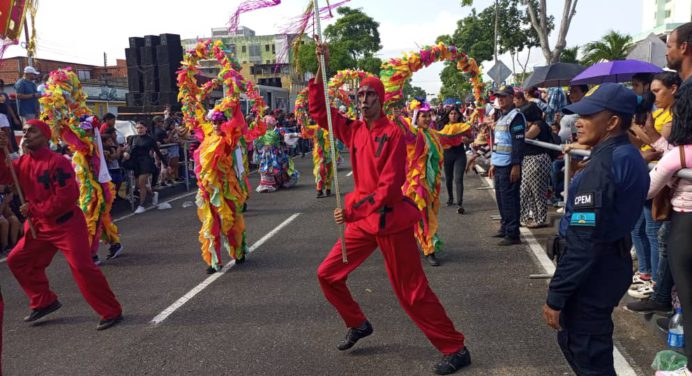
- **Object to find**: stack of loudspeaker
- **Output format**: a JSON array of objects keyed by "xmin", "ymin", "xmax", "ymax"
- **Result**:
[{"xmin": 125, "ymin": 33, "xmax": 183, "ymax": 108}]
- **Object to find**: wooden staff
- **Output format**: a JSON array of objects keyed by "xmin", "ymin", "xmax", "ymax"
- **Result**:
[
  {"xmin": 4, "ymin": 146, "xmax": 36, "ymax": 238},
  {"xmin": 312, "ymin": 0, "xmax": 347, "ymax": 263}
]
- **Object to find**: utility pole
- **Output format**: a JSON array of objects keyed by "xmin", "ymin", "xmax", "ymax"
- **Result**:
[
  {"xmin": 104, "ymin": 52, "xmax": 110, "ymax": 115},
  {"xmin": 23, "ymin": 17, "xmax": 33, "ymax": 66},
  {"xmin": 494, "ymin": 0, "xmax": 499, "ymax": 63}
]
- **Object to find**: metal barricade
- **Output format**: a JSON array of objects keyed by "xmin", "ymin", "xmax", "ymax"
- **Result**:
[
  {"xmin": 523, "ymin": 138, "xmax": 692, "ymax": 205},
  {"xmin": 123, "ymin": 140, "xmax": 197, "ymax": 211}
]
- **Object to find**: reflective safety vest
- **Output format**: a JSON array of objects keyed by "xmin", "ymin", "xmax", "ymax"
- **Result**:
[{"xmin": 491, "ymin": 108, "xmax": 521, "ymax": 167}]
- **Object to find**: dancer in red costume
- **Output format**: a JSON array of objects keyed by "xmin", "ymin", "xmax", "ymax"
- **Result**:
[
  {"xmin": 0, "ymin": 120, "xmax": 122, "ymax": 330},
  {"xmin": 309, "ymin": 42, "xmax": 470, "ymax": 375}
]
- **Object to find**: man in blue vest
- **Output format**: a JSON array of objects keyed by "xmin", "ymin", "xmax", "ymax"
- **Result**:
[
  {"xmin": 543, "ymin": 83, "xmax": 649, "ymax": 375},
  {"xmin": 489, "ymin": 85, "xmax": 526, "ymax": 246}
]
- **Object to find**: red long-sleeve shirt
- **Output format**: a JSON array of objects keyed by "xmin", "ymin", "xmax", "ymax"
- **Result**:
[
  {"xmin": 308, "ymin": 79, "xmax": 419, "ymax": 235},
  {"xmin": 0, "ymin": 147, "xmax": 80, "ymax": 224}
]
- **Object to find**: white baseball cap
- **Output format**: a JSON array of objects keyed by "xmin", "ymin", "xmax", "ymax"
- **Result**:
[{"xmin": 24, "ymin": 66, "xmax": 39, "ymax": 75}]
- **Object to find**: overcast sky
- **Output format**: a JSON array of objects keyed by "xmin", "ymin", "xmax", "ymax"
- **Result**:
[{"xmin": 5, "ymin": 0, "xmax": 644, "ymax": 95}]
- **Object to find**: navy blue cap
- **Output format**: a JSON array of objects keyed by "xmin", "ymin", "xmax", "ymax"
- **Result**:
[
  {"xmin": 493, "ymin": 85, "xmax": 515, "ymax": 97},
  {"xmin": 562, "ymin": 83, "xmax": 637, "ymax": 116}
]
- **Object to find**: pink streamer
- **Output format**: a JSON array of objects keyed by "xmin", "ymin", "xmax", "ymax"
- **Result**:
[{"xmin": 228, "ymin": 0, "xmax": 282, "ymax": 33}]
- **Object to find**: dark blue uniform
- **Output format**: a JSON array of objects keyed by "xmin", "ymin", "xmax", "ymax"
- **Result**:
[{"xmin": 548, "ymin": 134, "xmax": 649, "ymax": 375}]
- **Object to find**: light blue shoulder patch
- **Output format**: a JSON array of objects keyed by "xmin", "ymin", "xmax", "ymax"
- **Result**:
[
  {"xmin": 512, "ymin": 124, "xmax": 525, "ymax": 132},
  {"xmin": 570, "ymin": 212, "xmax": 596, "ymax": 227}
]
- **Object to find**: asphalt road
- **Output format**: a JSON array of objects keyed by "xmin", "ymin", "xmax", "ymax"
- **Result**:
[{"xmin": 0, "ymin": 155, "xmax": 666, "ymax": 375}]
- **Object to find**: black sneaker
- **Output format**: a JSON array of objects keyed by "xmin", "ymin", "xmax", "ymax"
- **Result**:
[
  {"xmin": 434, "ymin": 347, "xmax": 471, "ymax": 375},
  {"xmin": 24, "ymin": 300, "xmax": 62, "ymax": 322},
  {"xmin": 498, "ymin": 237, "xmax": 521, "ymax": 246},
  {"xmin": 337, "ymin": 320, "xmax": 373, "ymax": 351},
  {"xmin": 491, "ymin": 231, "xmax": 505, "ymax": 238},
  {"xmin": 625, "ymin": 299, "xmax": 673, "ymax": 315},
  {"xmin": 107, "ymin": 243, "xmax": 124, "ymax": 260},
  {"xmin": 317, "ymin": 190, "xmax": 324, "ymax": 198},
  {"xmin": 456, "ymin": 206, "xmax": 465, "ymax": 215},
  {"xmin": 426, "ymin": 254, "xmax": 440, "ymax": 267},
  {"xmin": 446, "ymin": 200, "xmax": 454, "ymax": 207},
  {"xmin": 657, "ymin": 317, "xmax": 670, "ymax": 333},
  {"xmin": 97, "ymin": 314, "xmax": 123, "ymax": 331},
  {"xmin": 326, "ymin": 190, "xmax": 331, "ymax": 197},
  {"xmin": 235, "ymin": 254, "xmax": 246, "ymax": 265},
  {"xmin": 206, "ymin": 265, "xmax": 220, "ymax": 274}
]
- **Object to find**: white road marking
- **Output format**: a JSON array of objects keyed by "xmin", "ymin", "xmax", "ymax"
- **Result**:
[
  {"xmin": 113, "ymin": 191, "xmax": 197, "ymax": 223},
  {"xmin": 478, "ymin": 175, "xmax": 638, "ymax": 376},
  {"xmin": 346, "ymin": 171, "xmax": 353, "ymax": 177},
  {"xmin": 150, "ymin": 213, "xmax": 302, "ymax": 325}
]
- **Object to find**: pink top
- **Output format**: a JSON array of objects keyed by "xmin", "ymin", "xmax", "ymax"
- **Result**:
[{"xmin": 648, "ymin": 144, "xmax": 692, "ymax": 213}]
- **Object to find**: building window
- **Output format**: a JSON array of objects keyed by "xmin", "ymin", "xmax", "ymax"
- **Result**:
[
  {"xmin": 272, "ymin": 44, "xmax": 276, "ymax": 54},
  {"xmin": 242, "ymin": 45, "xmax": 247, "ymax": 53},
  {"xmin": 77, "ymin": 70, "xmax": 91, "ymax": 81},
  {"xmin": 249, "ymin": 44, "xmax": 261, "ymax": 62},
  {"xmin": 265, "ymin": 44, "xmax": 270, "ymax": 52}
]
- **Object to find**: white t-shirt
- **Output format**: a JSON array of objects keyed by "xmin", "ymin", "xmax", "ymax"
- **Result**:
[{"xmin": 0, "ymin": 113, "xmax": 10, "ymax": 128}]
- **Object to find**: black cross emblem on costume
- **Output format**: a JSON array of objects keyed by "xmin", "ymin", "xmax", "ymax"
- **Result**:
[
  {"xmin": 374, "ymin": 134, "xmax": 389, "ymax": 157},
  {"xmin": 37, "ymin": 170, "xmax": 51, "ymax": 190},
  {"xmin": 55, "ymin": 168, "xmax": 71, "ymax": 187}
]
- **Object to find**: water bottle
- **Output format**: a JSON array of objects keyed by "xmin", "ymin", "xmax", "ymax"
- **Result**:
[{"xmin": 668, "ymin": 308, "xmax": 685, "ymax": 349}]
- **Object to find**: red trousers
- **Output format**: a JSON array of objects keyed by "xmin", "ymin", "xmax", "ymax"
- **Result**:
[
  {"xmin": 0, "ymin": 296, "xmax": 4, "ymax": 376},
  {"xmin": 317, "ymin": 224, "xmax": 465, "ymax": 355},
  {"xmin": 7, "ymin": 211, "xmax": 122, "ymax": 320}
]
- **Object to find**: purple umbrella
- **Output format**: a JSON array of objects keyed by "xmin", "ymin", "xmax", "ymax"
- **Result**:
[{"xmin": 571, "ymin": 59, "xmax": 663, "ymax": 85}]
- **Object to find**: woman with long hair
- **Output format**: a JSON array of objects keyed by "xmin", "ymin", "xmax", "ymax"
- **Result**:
[
  {"xmin": 628, "ymin": 72, "xmax": 673, "ymax": 298},
  {"xmin": 519, "ymin": 103, "xmax": 553, "ymax": 228},
  {"xmin": 123, "ymin": 121, "xmax": 167, "ymax": 214},
  {"xmin": 440, "ymin": 106, "xmax": 468, "ymax": 214},
  {"xmin": 647, "ymin": 85, "xmax": 692, "ymax": 375}
]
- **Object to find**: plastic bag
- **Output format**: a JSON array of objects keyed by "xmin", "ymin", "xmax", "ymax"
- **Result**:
[{"xmin": 651, "ymin": 350, "xmax": 688, "ymax": 371}]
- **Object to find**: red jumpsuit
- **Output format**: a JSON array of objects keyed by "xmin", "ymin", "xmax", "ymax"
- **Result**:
[
  {"xmin": 308, "ymin": 80, "xmax": 465, "ymax": 355},
  {"xmin": 0, "ymin": 147, "xmax": 122, "ymax": 320}
]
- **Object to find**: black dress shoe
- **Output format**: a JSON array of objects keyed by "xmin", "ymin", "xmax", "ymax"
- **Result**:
[
  {"xmin": 206, "ymin": 266, "xmax": 220, "ymax": 274},
  {"xmin": 97, "ymin": 314, "xmax": 123, "ymax": 331},
  {"xmin": 498, "ymin": 237, "xmax": 521, "ymax": 246},
  {"xmin": 456, "ymin": 206, "xmax": 465, "ymax": 215},
  {"xmin": 446, "ymin": 200, "xmax": 454, "ymax": 207},
  {"xmin": 434, "ymin": 347, "xmax": 471, "ymax": 375},
  {"xmin": 24, "ymin": 300, "xmax": 62, "ymax": 322},
  {"xmin": 337, "ymin": 320, "xmax": 373, "ymax": 351},
  {"xmin": 325, "ymin": 190, "xmax": 331, "ymax": 197},
  {"xmin": 317, "ymin": 190, "xmax": 324, "ymax": 198},
  {"xmin": 426, "ymin": 254, "xmax": 440, "ymax": 266},
  {"xmin": 235, "ymin": 255, "xmax": 246, "ymax": 265},
  {"xmin": 491, "ymin": 231, "xmax": 505, "ymax": 238}
]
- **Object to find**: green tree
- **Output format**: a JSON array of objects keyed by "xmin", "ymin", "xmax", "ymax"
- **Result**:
[
  {"xmin": 438, "ymin": 0, "xmax": 550, "ymax": 98},
  {"xmin": 324, "ymin": 7, "xmax": 381, "ymax": 62},
  {"xmin": 296, "ymin": 40, "xmax": 355, "ymax": 76},
  {"xmin": 581, "ymin": 31, "xmax": 632, "ymax": 66},
  {"xmin": 358, "ymin": 55, "xmax": 383, "ymax": 76},
  {"xmin": 403, "ymin": 79, "xmax": 427, "ymax": 101},
  {"xmin": 523, "ymin": 0, "xmax": 580, "ymax": 64},
  {"xmin": 559, "ymin": 45, "xmax": 580, "ymax": 64}
]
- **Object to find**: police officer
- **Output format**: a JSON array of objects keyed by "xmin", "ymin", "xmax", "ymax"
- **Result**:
[
  {"xmin": 543, "ymin": 83, "xmax": 650, "ymax": 375},
  {"xmin": 489, "ymin": 85, "xmax": 526, "ymax": 246}
]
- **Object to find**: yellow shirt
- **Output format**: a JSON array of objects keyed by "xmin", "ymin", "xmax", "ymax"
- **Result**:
[{"xmin": 642, "ymin": 108, "xmax": 672, "ymax": 151}]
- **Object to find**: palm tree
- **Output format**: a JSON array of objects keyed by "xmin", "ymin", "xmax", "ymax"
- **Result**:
[
  {"xmin": 581, "ymin": 31, "xmax": 633, "ymax": 66},
  {"xmin": 559, "ymin": 45, "xmax": 580, "ymax": 64}
]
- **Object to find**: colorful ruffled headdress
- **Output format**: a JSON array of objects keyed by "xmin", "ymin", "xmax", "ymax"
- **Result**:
[{"xmin": 409, "ymin": 97, "xmax": 431, "ymax": 126}]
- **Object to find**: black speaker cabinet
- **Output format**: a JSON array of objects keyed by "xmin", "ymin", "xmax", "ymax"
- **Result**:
[
  {"xmin": 159, "ymin": 33, "xmax": 181, "ymax": 47},
  {"xmin": 127, "ymin": 67, "xmax": 143, "ymax": 92},
  {"xmin": 128, "ymin": 37, "xmax": 144, "ymax": 49},
  {"xmin": 155, "ymin": 44, "xmax": 183, "ymax": 67},
  {"xmin": 125, "ymin": 48, "xmax": 140, "ymax": 67},
  {"xmin": 141, "ymin": 65, "xmax": 159, "ymax": 93},
  {"xmin": 139, "ymin": 47, "xmax": 157, "ymax": 66},
  {"xmin": 157, "ymin": 64, "xmax": 179, "ymax": 92},
  {"xmin": 144, "ymin": 35, "xmax": 160, "ymax": 47}
]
